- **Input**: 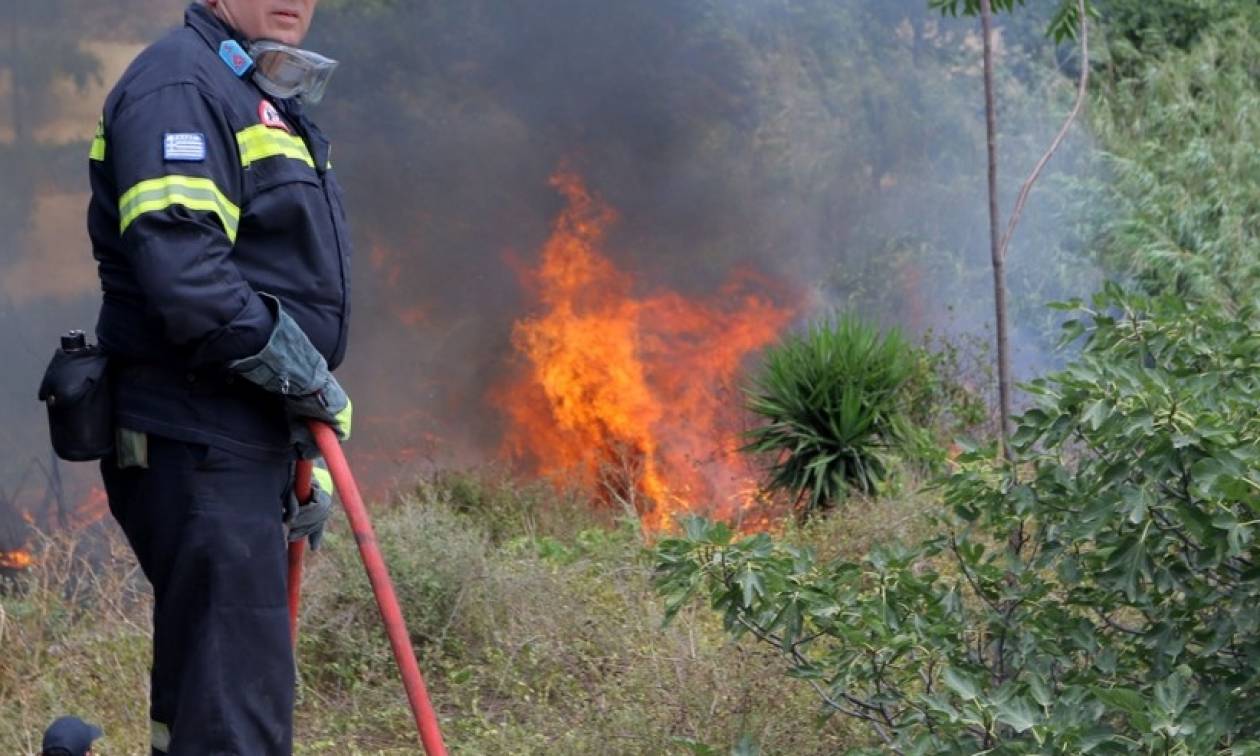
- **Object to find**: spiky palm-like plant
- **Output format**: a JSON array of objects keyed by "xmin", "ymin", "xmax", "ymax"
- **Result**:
[{"xmin": 744, "ymin": 316, "xmax": 915, "ymax": 516}]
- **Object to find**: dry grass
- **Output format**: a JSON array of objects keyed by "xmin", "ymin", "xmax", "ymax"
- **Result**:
[
  {"xmin": 0, "ymin": 524, "xmax": 153, "ymax": 755},
  {"xmin": 0, "ymin": 468, "xmax": 936, "ymax": 754}
]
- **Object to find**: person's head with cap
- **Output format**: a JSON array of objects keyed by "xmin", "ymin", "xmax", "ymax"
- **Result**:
[{"xmin": 41, "ymin": 716, "xmax": 102, "ymax": 756}]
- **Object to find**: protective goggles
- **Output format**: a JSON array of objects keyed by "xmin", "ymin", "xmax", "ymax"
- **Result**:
[{"xmin": 248, "ymin": 41, "xmax": 339, "ymax": 105}]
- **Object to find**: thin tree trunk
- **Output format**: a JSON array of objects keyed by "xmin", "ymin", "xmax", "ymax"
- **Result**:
[
  {"xmin": 979, "ymin": 0, "xmax": 1090, "ymax": 460},
  {"xmin": 978, "ymin": 0, "xmax": 1013, "ymax": 458}
]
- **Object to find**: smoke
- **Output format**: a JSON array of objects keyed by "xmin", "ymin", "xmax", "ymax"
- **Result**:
[{"xmin": 0, "ymin": 0, "xmax": 1098, "ymax": 536}]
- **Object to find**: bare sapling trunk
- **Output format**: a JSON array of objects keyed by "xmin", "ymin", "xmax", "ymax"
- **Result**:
[
  {"xmin": 979, "ymin": 0, "xmax": 1009, "ymax": 456},
  {"xmin": 979, "ymin": 0, "xmax": 1090, "ymax": 460}
]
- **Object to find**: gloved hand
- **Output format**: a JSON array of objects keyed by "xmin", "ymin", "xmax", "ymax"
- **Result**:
[
  {"xmin": 227, "ymin": 294, "xmax": 353, "ymax": 452},
  {"xmin": 285, "ymin": 461, "xmax": 334, "ymax": 549},
  {"xmin": 288, "ymin": 383, "xmax": 352, "ymax": 459}
]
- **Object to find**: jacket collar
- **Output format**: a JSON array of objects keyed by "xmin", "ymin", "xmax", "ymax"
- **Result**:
[
  {"xmin": 186, "ymin": 2, "xmax": 248, "ymax": 54},
  {"xmin": 183, "ymin": 1, "xmax": 325, "ymax": 164}
]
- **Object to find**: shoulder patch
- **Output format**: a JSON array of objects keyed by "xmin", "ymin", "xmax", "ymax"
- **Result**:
[
  {"xmin": 218, "ymin": 40, "xmax": 254, "ymax": 78},
  {"xmin": 164, "ymin": 133, "xmax": 207, "ymax": 162}
]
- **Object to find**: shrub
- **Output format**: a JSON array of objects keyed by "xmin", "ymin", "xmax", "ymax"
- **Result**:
[
  {"xmin": 3, "ymin": 467, "xmax": 912, "ymax": 754},
  {"xmin": 1090, "ymin": 21, "xmax": 1260, "ymax": 309},
  {"xmin": 743, "ymin": 315, "xmax": 920, "ymax": 516},
  {"xmin": 658, "ymin": 286, "xmax": 1260, "ymax": 753},
  {"xmin": 901, "ymin": 331, "xmax": 993, "ymax": 451},
  {"xmin": 290, "ymin": 470, "xmax": 868, "ymax": 754}
]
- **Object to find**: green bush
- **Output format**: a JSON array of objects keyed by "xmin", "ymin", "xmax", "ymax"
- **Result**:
[
  {"xmin": 658, "ymin": 286, "xmax": 1260, "ymax": 753},
  {"xmin": 743, "ymin": 315, "xmax": 921, "ymax": 516},
  {"xmin": 1097, "ymin": 0, "xmax": 1260, "ymax": 67},
  {"xmin": 901, "ymin": 331, "xmax": 993, "ymax": 450},
  {"xmin": 1090, "ymin": 21, "xmax": 1260, "ymax": 309}
]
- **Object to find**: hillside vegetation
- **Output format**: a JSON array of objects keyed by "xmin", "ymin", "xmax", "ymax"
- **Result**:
[
  {"xmin": 0, "ymin": 472, "xmax": 943, "ymax": 753},
  {"xmin": 653, "ymin": 3, "xmax": 1260, "ymax": 753},
  {"xmin": 4, "ymin": 1, "xmax": 1260, "ymax": 754}
]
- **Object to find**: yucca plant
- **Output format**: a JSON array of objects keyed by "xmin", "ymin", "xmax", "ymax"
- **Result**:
[{"xmin": 743, "ymin": 315, "xmax": 916, "ymax": 516}]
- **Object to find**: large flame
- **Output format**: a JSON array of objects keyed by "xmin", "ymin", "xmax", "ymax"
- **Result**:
[{"xmin": 497, "ymin": 172, "xmax": 798, "ymax": 531}]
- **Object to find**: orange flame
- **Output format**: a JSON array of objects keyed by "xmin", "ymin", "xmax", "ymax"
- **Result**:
[
  {"xmin": 497, "ymin": 172, "xmax": 799, "ymax": 531},
  {"xmin": 0, "ymin": 486, "xmax": 110, "ymax": 573},
  {"xmin": 73, "ymin": 486, "xmax": 109, "ymax": 529},
  {"xmin": 0, "ymin": 549, "xmax": 34, "ymax": 571}
]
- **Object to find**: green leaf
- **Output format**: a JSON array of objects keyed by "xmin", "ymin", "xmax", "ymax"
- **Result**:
[
  {"xmin": 1153, "ymin": 668, "xmax": 1192, "ymax": 719},
  {"xmin": 1094, "ymin": 687, "xmax": 1151, "ymax": 731},
  {"xmin": 1082, "ymin": 399, "xmax": 1109, "ymax": 430},
  {"xmin": 941, "ymin": 667, "xmax": 981, "ymax": 701},
  {"xmin": 736, "ymin": 565, "xmax": 763, "ymax": 608},
  {"xmin": 996, "ymin": 696, "xmax": 1038, "ymax": 733},
  {"xmin": 1028, "ymin": 673, "xmax": 1054, "ymax": 709},
  {"xmin": 1104, "ymin": 535, "xmax": 1148, "ymax": 601}
]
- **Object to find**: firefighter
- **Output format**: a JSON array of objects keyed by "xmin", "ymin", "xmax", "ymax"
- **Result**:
[{"xmin": 85, "ymin": 0, "xmax": 350, "ymax": 752}]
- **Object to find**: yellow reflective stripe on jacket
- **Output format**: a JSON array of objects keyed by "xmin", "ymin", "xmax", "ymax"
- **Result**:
[
  {"xmin": 118, "ymin": 175, "xmax": 240, "ymax": 242},
  {"xmin": 236, "ymin": 125, "xmax": 315, "ymax": 169},
  {"xmin": 90, "ymin": 118, "xmax": 106, "ymax": 161}
]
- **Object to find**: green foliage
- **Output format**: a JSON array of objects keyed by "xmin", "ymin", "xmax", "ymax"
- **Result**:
[
  {"xmin": 743, "ymin": 316, "xmax": 920, "ymax": 515},
  {"xmin": 1095, "ymin": 0, "xmax": 1260, "ymax": 63},
  {"xmin": 901, "ymin": 332, "xmax": 993, "ymax": 448},
  {"xmin": 1089, "ymin": 17, "xmax": 1260, "ymax": 308},
  {"xmin": 928, "ymin": 0, "xmax": 1096, "ymax": 42},
  {"xmin": 658, "ymin": 287, "xmax": 1260, "ymax": 753}
]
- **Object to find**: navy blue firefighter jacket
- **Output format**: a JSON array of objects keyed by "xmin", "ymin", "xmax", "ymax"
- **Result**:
[{"xmin": 89, "ymin": 4, "xmax": 352, "ymax": 461}]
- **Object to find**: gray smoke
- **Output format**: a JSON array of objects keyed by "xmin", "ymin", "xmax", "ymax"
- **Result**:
[{"xmin": 0, "ymin": 0, "xmax": 1098, "ymax": 541}]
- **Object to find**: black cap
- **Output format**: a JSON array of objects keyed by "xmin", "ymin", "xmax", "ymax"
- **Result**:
[{"xmin": 41, "ymin": 716, "xmax": 103, "ymax": 756}]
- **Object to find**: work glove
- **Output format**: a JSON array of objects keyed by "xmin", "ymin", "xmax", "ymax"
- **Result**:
[
  {"xmin": 285, "ymin": 460, "xmax": 335, "ymax": 549},
  {"xmin": 227, "ymin": 294, "xmax": 353, "ymax": 455},
  {"xmin": 288, "ymin": 391, "xmax": 352, "ymax": 460}
]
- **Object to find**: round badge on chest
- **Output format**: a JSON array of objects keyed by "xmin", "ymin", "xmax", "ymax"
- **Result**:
[{"xmin": 259, "ymin": 100, "xmax": 291, "ymax": 132}]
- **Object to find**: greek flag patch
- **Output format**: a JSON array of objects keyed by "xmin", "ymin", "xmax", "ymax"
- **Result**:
[{"xmin": 163, "ymin": 133, "xmax": 206, "ymax": 162}]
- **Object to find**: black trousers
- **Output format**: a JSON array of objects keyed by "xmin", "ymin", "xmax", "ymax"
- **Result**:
[{"xmin": 102, "ymin": 435, "xmax": 294, "ymax": 755}]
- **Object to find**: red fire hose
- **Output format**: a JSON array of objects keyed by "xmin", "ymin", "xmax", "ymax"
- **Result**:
[
  {"xmin": 289, "ymin": 422, "xmax": 449, "ymax": 756},
  {"xmin": 288, "ymin": 465, "xmax": 311, "ymax": 640}
]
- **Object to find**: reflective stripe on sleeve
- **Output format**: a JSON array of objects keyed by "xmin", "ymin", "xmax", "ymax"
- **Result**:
[
  {"xmin": 335, "ymin": 397, "xmax": 353, "ymax": 441},
  {"xmin": 236, "ymin": 124, "xmax": 315, "ymax": 169},
  {"xmin": 118, "ymin": 175, "xmax": 241, "ymax": 242},
  {"xmin": 90, "ymin": 117, "xmax": 107, "ymax": 161}
]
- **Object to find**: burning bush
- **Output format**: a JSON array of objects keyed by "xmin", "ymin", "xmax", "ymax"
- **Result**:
[
  {"xmin": 743, "ymin": 316, "xmax": 923, "ymax": 517},
  {"xmin": 498, "ymin": 172, "xmax": 799, "ymax": 532}
]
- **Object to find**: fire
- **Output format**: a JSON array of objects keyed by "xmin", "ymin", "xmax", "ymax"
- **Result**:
[
  {"xmin": 74, "ymin": 486, "xmax": 109, "ymax": 528},
  {"xmin": 0, "ymin": 549, "xmax": 34, "ymax": 571},
  {"xmin": 0, "ymin": 486, "xmax": 110, "ymax": 574},
  {"xmin": 497, "ymin": 172, "xmax": 799, "ymax": 531}
]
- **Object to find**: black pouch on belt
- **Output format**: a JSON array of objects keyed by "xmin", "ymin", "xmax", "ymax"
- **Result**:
[{"xmin": 38, "ymin": 331, "xmax": 114, "ymax": 461}]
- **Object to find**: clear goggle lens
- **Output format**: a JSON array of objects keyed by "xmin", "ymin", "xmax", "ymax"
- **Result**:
[{"xmin": 248, "ymin": 41, "xmax": 338, "ymax": 104}]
